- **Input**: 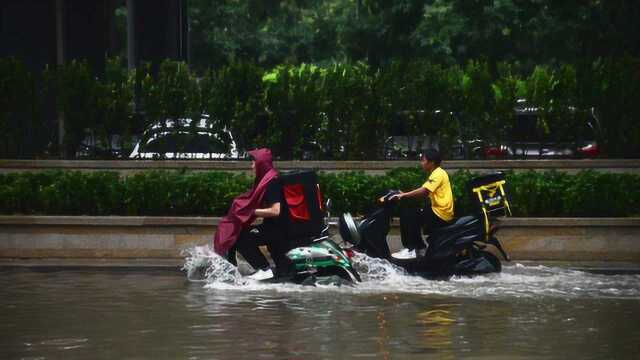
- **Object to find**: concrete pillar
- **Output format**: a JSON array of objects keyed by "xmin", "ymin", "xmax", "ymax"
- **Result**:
[
  {"xmin": 182, "ymin": 0, "xmax": 189, "ymax": 63},
  {"xmin": 55, "ymin": 0, "xmax": 65, "ymax": 153},
  {"xmin": 126, "ymin": 0, "xmax": 136, "ymax": 69},
  {"xmin": 55, "ymin": 0, "xmax": 65, "ymax": 66}
]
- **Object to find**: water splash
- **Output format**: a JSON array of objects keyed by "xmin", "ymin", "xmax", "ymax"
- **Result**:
[
  {"xmin": 351, "ymin": 253, "xmax": 640, "ymax": 299},
  {"xmin": 352, "ymin": 252, "xmax": 406, "ymax": 281},
  {"xmin": 182, "ymin": 246, "xmax": 242, "ymax": 285},
  {"xmin": 183, "ymin": 247, "xmax": 640, "ymax": 299}
]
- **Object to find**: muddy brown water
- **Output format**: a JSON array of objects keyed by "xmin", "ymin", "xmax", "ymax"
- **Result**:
[{"xmin": 2, "ymin": 253, "xmax": 639, "ymax": 359}]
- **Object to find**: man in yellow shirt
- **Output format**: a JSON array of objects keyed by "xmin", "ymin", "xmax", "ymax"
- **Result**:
[{"xmin": 390, "ymin": 148, "xmax": 454, "ymax": 258}]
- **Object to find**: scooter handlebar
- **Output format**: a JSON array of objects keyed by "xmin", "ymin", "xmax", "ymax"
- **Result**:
[{"xmin": 379, "ymin": 190, "xmax": 402, "ymax": 204}]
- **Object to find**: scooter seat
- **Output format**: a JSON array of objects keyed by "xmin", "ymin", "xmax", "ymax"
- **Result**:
[{"xmin": 431, "ymin": 215, "xmax": 480, "ymax": 235}]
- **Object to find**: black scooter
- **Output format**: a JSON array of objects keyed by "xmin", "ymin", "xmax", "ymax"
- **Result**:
[{"xmin": 338, "ymin": 173, "xmax": 512, "ymax": 278}]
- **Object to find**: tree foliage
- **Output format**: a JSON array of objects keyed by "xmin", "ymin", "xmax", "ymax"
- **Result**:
[{"xmin": 188, "ymin": 0, "xmax": 640, "ymax": 69}]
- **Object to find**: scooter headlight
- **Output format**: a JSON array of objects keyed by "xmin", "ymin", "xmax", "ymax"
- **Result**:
[{"xmin": 339, "ymin": 213, "xmax": 361, "ymax": 246}]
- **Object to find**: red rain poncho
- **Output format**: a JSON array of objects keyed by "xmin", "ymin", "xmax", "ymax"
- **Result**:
[{"xmin": 213, "ymin": 148, "xmax": 278, "ymax": 254}]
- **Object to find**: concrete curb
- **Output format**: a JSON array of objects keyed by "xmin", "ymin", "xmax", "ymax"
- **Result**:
[
  {"xmin": 0, "ymin": 216, "xmax": 220, "ymax": 226},
  {"xmin": 1, "ymin": 216, "xmax": 639, "ymax": 262},
  {"xmin": 2, "ymin": 159, "xmax": 639, "ymax": 174},
  {"xmin": 1, "ymin": 215, "xmax": 639, "ymax": 227}
]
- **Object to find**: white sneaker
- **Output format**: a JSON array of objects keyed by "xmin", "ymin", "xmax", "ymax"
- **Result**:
[
  {"xmin": 248, "ymin": 268, "xmax": 274, "ymax": 281},
  {"xmin": 392, "ymin": 248, "xmax": 416, "ymax": 259}
]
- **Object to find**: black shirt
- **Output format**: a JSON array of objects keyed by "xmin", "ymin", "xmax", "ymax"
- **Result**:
[{"xmin": 261, "ymin": 179, "xmax": 286, "ymax": 236}]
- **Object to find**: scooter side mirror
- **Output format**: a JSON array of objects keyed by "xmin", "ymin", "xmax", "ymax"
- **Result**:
[
  {"xmin": 338, "ymin": 213, "xmax": 360, "ymax": 246},
  {"xmin": 325, "ymin": 199, "xmax": 332, "ymax": 211}
]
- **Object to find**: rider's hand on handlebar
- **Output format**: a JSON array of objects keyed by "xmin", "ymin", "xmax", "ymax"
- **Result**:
[
  {"xmin": 378, "ymin": 190, "xmax": 403, "ymax": 203},
  {"xmin": 379, "ymin": 192, "xmax": 402, "ymax": 203}
]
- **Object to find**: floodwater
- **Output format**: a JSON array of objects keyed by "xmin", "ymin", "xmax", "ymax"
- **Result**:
[{"xmin": 2, "ymin": 248, "xmax": 639, "ymax": 360}]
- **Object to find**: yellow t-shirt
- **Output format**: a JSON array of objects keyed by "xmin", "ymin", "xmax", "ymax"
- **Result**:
[{"xmin": 422, "ymin": 167, "xmax": 454, "ymax": 221}]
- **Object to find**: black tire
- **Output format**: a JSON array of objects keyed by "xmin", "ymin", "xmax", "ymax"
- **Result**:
[{"xmin": 320, "ymin": 266, "xmax": 361, "ymax": 283}]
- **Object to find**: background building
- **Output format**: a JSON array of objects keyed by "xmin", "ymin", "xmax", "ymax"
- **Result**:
[{"xmin": 0, "ymin": 0, "xmax": 188, "ymax": 74}]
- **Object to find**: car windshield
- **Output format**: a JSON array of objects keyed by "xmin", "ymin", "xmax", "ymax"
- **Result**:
[{"xmin": 140, "ymin": 133, "xmax": 229, "ymax": 154}]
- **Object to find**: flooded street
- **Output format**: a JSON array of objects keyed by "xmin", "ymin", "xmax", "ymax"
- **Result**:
[{"xmin": 2, "ymin": 251, "xmax": 639, "ymax": 359}]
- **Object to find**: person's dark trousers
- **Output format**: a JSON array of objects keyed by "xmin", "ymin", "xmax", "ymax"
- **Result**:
[
  {"xmin": 266, "ymin": 235, "xmax": 295, "ymax": 277},
  {"xmin": 400, "ymin": 207, "xmax": 450, "ymax": 250},
  {"xmin": 400, "ymin": 207, "xmax": 425, "ymax": 250},
  {"xmin": 421, "ymin": 207, "xmax": 450, "ymax": 246},
  {"xmin": 226, "ymin": 225, "xmax": 293, "ymax": 275},
  {"xmin": 227, "ymin": 226, "xmax": 270, "ymax": 271}
]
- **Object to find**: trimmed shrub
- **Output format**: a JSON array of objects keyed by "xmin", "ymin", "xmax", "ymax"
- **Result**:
[{"xmin": 0, "ymin": 169, "xmax": 638, "ymax": 217}]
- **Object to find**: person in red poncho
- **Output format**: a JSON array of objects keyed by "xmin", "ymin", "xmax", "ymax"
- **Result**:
[{"xmin": 213, "ymin": 148, "xmax": 291, "ymax": 280}]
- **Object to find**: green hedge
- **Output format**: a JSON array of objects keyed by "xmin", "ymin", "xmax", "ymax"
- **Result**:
[{"xmin": 1, "ymin": 170, "xmax": 638, "ymax": 217}]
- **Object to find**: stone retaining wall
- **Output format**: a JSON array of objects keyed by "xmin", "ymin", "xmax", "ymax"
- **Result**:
[
  {"xmin": 1, "ymin": 216, "xmax": 638, "ymax": 262},
  {"xmin": 2, "ymin": 159, "xmax": 639, "ymax": 175}
]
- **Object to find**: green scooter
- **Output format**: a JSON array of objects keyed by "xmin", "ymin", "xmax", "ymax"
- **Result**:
[
  {"xmin": 187, "ymin": 170, "xmax": 361, "ymax": 285},
  {"xmin": 278, "ymin": 198, "xmax": 361, "ymax": 285}
]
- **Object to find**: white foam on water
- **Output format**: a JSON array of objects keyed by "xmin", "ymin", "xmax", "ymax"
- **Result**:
[
  {"xmin": 183, "ymin": 247, "xmax": 640, "ymax": 299},
  {"xmin": 182, "ymin": 246, "xmax": 318, "ymax": 293},
  {"xmin": 182, "ymin": 246, "xmax": 241, "ymax": 285}
]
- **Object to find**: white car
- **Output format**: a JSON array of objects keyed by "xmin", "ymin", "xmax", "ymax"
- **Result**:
[{"xmin": 129, "ymin": 115, "xmax": 241, "ymax": 159}]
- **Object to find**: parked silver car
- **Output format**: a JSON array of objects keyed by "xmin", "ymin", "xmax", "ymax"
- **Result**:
[
  {"xmin": 382, "ymin": 110, "xmax": 478, "ymax": 160},
  {"xmin": 129, "ymin": 115, "xmax": 241, "ymax": 160}
]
